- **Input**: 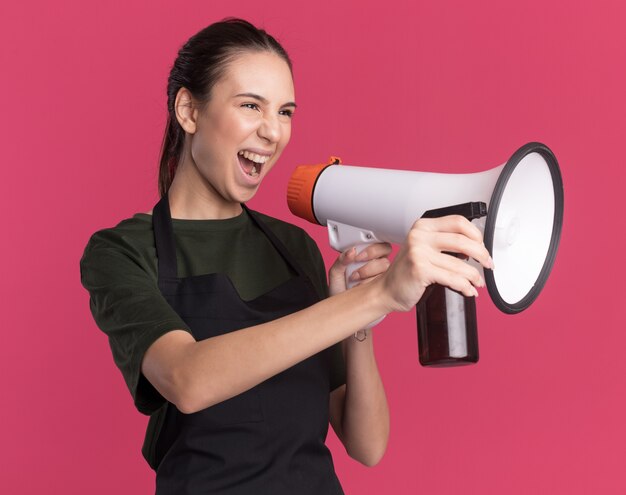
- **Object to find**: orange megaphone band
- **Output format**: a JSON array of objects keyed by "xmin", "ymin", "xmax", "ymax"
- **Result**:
[{"xmin": 287, "ymin": 156, "xmax": 341, "ymax": 224}]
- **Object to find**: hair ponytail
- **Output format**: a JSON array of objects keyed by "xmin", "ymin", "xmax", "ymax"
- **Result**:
[{"xmin": 158, "ymin": 115, "xmax": 186, "ymax": 198}]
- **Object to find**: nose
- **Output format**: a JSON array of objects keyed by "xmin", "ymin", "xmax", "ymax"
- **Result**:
[{"xmin": 258, "ymin": 113, "xmax": 281, "ymax": 143}]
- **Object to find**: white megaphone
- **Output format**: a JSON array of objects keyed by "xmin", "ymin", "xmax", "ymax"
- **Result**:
[{"xmin": 287, "ymin": 142, "xmax": 564, "ymax": 366}]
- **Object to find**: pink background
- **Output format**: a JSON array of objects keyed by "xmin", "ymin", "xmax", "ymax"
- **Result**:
[{"xmin": 2, "ymin": 0, "xmax": 624, "ymax": 493}]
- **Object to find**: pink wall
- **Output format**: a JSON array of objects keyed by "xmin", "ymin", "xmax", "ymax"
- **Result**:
[{"xmin": 2, "ymin": 0, "xmax": 624, "ymax": 493}]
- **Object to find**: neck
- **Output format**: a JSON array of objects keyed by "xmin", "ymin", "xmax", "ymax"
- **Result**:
[{"xmin": 167, "ymin": 160, "xmax": 243, "ymax": 221}]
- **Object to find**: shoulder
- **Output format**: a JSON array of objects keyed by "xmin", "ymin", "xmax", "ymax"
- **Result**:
[
  {"xmin": 80, "ymin": 214, "xmax": 157, "ymax": 282},
  {"xmin": 83, "ymin": 214, "xmax": 154, "ymax": 255}
]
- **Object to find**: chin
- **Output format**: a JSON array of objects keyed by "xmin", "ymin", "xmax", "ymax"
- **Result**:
[{"xmin": 233, "ymin": 186, "xmax": 260, "ymax": 204}]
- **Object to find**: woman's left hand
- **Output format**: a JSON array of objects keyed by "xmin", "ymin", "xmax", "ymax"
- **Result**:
[
  {"xmin": 328, "ymin": 242, "xmax": 392, "ymax": 466},
  {"xmin": 328, "ymin": 243, "xmax": 393, "ymax": 297}
]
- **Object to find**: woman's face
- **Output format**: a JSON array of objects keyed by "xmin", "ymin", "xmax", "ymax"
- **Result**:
[{"xmin": 186, "ymin": 50, "xmax": 295, "ymax": 207}]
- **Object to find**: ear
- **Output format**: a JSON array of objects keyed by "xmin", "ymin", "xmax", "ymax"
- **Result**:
[{"xmin": 174, "ymin": 87, "xmax": 199, "ymax": 134}]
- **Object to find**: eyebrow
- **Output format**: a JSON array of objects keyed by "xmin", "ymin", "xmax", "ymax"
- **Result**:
[{"xmin": 234, "ymin": 92, "xmax": 297, "ymax": 109}]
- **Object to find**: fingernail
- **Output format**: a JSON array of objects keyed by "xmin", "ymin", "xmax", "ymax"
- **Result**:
[
  {"xmin": 343, "ymin": 247, "xmax": 355, "ymax": 260},
  {"xmin": 349, "ymin": 271, "xmax": 361, "ymax": 282},
  {"xmin": 478, "ymin": 276, "xmax": 485, "ymax": 287},
  {"xmin": 473, "ymin": 287, "xmax": 479, "ymax": 297},
  {"xmin": 488, "ymin": 257, "xmax": 495, "ymax": 269}
]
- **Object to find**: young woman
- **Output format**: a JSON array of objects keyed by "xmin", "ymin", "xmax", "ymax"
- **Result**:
[{"xmin": 80, "ymin": 18, "xmax": 492, "ymax": 495}]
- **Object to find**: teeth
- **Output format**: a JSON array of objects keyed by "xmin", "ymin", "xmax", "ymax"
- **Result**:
[{"xmin": 238, "ymin": 150, "xmax": 269, "ymax": 164}]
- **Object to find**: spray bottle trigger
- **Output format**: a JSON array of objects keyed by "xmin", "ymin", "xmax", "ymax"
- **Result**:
[{"xmin": 422, "ymin": 201, "xmax": 487, "ymax": 221}]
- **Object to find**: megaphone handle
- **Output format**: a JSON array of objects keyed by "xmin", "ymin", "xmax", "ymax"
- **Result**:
[{"xmin": 346, "ymin": 243, "xmax": 386, "ymax": 329}]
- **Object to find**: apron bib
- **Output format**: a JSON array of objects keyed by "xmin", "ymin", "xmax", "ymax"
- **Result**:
[{"xmin": 149, "ymin": 195, "xmax": 344, "ymax": 495}]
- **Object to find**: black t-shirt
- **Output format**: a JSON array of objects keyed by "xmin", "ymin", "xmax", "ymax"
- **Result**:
[{"xmin": 80, "ymin": 207, "xmax": 346, "ymax": 416}]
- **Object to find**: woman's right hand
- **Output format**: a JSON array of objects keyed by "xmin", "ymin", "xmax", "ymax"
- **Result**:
[{"xmin": 378, "ymin": 215, "xmax": 494, "ymax": 313}]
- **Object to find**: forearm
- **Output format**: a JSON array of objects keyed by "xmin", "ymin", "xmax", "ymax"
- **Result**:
[
  {"xmin": 177, "ymin": 277, "xmax": 390, "ymax": 414},
  {"xmin": 338, "ymin": 332, "xmax": 389, "ymax": 466}
]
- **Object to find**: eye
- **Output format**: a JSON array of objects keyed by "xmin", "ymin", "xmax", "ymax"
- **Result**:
[
  {"xmin": 279, "ymin": 109, "xmax": 294, "ymax": 118},
  {"xmin": 241, "ymin": 102, "xmax": 260, "ymax": 111}
]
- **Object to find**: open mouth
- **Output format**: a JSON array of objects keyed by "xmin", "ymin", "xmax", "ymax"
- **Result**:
[{"xmin": 237, "ymin": 150, "xmax": 269, "ymax": 179}]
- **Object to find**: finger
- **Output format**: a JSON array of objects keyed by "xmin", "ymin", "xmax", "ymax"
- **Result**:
[
  {"xmin": 329, "ymin": 248, "xmax": 355, "ymax": 280},
  {"xmin": 432, "ymin": 232, "xmax": 493, "ymax": 269},
  {"xmin": 355, "ymin": 242, "xmax": 393, "ymax": 262},
  {"xmin": 414, "ymin": 215, "xmax": 483, "ymax": 243},
  {"xmin": 428, "ymin": 264, "xmax": 480, "ymax": 298},
  {"xmin": 430, "ymin": 252, "xmax": 485, "ymax": 288},
  {"xmin": 356, "ymin": 274, "xmax": 383, "ymax": 286},
  {"xmin": 349, "ymin": 257, "xmax": 391, "ymax": 282},
  {"xmin": 336, "ymin": 247, "xmax": 357, "ymax": 266}
]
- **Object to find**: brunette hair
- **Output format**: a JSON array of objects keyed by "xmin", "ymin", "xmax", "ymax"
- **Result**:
[{"xmin": 158, "ymin": 18, "xmax": 293, "ymax": 197}]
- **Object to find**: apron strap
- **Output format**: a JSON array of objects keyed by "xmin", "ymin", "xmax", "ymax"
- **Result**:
[
  {"xmin": 152, "ymin": 193, "xmax": 178, "ymax": 280},
  {"xmin": 241, "ymin": 203, "xmax": 308, "ymax": 279}
]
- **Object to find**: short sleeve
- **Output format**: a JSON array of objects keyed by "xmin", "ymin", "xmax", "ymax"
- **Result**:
[{"xmin": 80, "ymin": 235, "xmax": 193, "ymax": 415}]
